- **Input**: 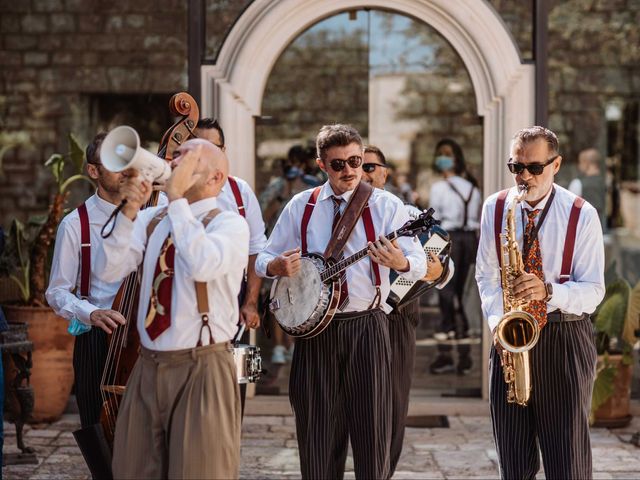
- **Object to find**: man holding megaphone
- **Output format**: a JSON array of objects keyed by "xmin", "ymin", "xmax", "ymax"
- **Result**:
[{"xmin": 95, "ymin": 137, "xmax": 249, "ymax": 479}]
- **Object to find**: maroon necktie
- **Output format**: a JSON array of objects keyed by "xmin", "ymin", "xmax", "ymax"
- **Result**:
[
  {"xmin": 144, "ymin": 234, "xmax": 174, "ymax": 340},
  {"xmin": 523, "ymin": 210, "xmax": 547, "ymax": 329},
  {"xmin": 331, "ymin": 196, "xmax": 350, "ymax": 310}
]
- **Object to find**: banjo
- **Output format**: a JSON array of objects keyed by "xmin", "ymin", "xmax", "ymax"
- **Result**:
[{"xmin": 269, "ymin": 208, "xmax": 437, "ymax": 338}]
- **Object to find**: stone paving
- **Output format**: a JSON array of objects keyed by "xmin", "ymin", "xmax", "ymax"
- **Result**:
[{"xmin": 4, "ymin": 411, "xmax": 640, "ymax": 479}]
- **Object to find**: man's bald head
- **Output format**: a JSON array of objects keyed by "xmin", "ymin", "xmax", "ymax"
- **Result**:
[{"xmin": 181, "ymin": 138, "xmax": 229, "ymax": 178}]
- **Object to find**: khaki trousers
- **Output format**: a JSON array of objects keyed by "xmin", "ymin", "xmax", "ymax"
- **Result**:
[{"xmin": 112, "ymin": 343, "xmax": 240, "ymax": 479}]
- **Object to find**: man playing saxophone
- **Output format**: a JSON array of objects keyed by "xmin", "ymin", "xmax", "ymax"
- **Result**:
[{"xmin": 475, "ymin": 126, "xmax": 605, "ymax": 479}]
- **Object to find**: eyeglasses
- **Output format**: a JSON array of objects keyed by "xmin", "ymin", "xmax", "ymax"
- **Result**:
[
  {"xmin": 507, "ymin": 155, "xmax": 559, "ymax": 175},
  {"xmin": 328, "ymin": 155, "xmax": 362, "ymax": 172},
  {"xmin": 362, "ymin": 163, "xmax": 389, "ymax": 173}
]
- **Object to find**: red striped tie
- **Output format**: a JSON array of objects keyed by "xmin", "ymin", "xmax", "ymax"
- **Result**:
[{"xmin": 331, "ymin": 196, "xmax": 350, "ymax": 310}]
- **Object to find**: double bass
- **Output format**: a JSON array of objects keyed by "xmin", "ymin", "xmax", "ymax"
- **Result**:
[{"xmin": 99, "ymin": 93, "xmax": 200, "ymax": 444}]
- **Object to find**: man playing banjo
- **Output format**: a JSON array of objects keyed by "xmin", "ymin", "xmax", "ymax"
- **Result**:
[{"xmin": 256, "ymin": 124, "xmax": 426, "ymax": 479}]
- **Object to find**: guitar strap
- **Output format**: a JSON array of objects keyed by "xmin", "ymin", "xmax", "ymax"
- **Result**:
[{"xmin": 323, "ymin": 180, "xmax": 373, "ymax": 261}]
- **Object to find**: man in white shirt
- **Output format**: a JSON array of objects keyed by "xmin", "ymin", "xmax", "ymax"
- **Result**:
[
  {"xmin": 256, "ymin": 124, "xmax": 427, "ymax": 479},
  {"xmin": 195, "ymin": 118, "xmax": 268, "ymax": 415},
  {"xmin": 475, "ymin": 126, "xmax": 605, "ymax": 479},
  {"xmin": 362, "ymin": 144, "xmax": 454, "ymax": 477},
  {"xmin": 46, "ymin": 132, "xmax": 127, "ymax": 428},
  {"xmin": 97, "ymin": 139, "xmax": 249, "ymax": 479}
]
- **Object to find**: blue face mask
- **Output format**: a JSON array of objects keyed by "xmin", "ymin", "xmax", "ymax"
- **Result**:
[{"xmin": 435, "ymin": 155, "xmax": 454, "ymax": 172}]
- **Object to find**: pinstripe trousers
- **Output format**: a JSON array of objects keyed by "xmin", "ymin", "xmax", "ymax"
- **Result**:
[
  {"xmin": 72, "ymin": 327, "xmax": 108, "ymax": 428},
  {"xmin": 489, "ymin": 318, "xmax": 597, "ymax": 480},
  {"xmin": 387, "ymin": 299, "xmax": 419, "ymax": 477},
  {"xmin": 289, "ymin": 308, "xmax": 392, "ymax": 479}
]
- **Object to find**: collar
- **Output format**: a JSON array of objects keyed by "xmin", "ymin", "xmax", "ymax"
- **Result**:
[
  {"xmin": 522, "ymin": 184, "xmax": 555, "ymax": 211},
  {"xmin": 91, "ymin": 191, "xmax": 119, "ymax": 216},
  {"xmin": 318, "ymin": 181, "xmax": 355, "ymax": 203},
  {"xmin": 188, "ymin": 197, "xmax": 218, "ymax": 217}
]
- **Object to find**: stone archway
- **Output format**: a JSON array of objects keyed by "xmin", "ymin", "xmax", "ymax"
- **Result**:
[
  {"xmin": 201, "ymin": 0, "xmax": 535, "ymax": 399},
  {"xmin": 201, "ymin": 0, "xmax": 534, "ymax": 194}
]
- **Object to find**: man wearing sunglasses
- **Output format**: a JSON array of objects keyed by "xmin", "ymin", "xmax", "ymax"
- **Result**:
[
  {"xmin": 362, "ymin": 144, "xmax": 454, "ymax": 476},
  {"xmin": 256, "ymin": 124, "xmax": 426, "ymax": 479},
  {"xmin": 475, "ymin": 126, "xmax": 605, "ymax": 479}
]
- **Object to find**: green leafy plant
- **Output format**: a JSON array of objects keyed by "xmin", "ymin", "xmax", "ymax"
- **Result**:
[
  {"xmin": 590, "ymin": 273, "xmax": 640, "ymax": 419},
  {"xmin": 0, "ymin": 133, "xmax": 94, "ymax": 306}
]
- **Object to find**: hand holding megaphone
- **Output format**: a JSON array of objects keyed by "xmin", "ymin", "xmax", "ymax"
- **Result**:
[
  {"xmin": 101, "ymin": 126, "xmax": 171, "ymax": 183},
  {"xmin": 100, "ymin": 126, "xmax": 171, "ymax": 238}
]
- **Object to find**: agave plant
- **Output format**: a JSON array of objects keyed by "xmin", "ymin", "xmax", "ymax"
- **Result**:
[
  {"xmin": 590, "ymin": 272, "xmax": 640, "ymax": 419},
  {"xmin": 0, "ymin": 133, "xmax": 94, "ymax": 306}
]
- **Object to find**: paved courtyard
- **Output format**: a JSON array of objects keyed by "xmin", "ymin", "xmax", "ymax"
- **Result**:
[{"xmin": 4, "ymin": 400, "xmax": 640, "ymax": 479}]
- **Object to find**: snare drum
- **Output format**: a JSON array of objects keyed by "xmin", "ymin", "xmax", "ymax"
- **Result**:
[{"xmin": 233, "ymin": 344, "xmax": 262, "ymax": 384}]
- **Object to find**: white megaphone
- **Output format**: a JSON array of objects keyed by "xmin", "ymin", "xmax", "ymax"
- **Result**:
[{"xmin": 101, "ymin": 125, "xmax": 171, "ymax": 183}]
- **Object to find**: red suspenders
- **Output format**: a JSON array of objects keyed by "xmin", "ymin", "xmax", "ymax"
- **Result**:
[
  {"xmin": 77, "ymin": 202, "xmax": 91, "ymax": 299},
  {"xmin": 559, "ymin": 196, "xmax": 585, "ymax": 284},
  {"xmin": 300, "ymin": 188, "xmax": 380, "ymax": 287},
  {"xmin": 227, "ymin": 176, "xmax": 245, "ymax": 218},
  {"xmin": 493, "ymin": 190, "xmax": 584, "ymax": 282}
]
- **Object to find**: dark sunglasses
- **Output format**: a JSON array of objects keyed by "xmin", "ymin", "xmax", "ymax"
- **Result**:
[
  {"xmin": 362, "ymin": 162, "xmax": 389, "ymax": 173},
  {"xmin": 328, "ymin": 155, "xmax": 363, "ymax": 172},
  {"xmin": 507, "ymin": 155, "xmax": 559, "ymax": 175}
]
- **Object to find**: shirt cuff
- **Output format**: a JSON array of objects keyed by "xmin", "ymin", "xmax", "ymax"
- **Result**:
[
  {"xmin": 547, "ymin": 282, "xmax": 568, "ymax": 310},
  {"xmin": 76, "ymin": 301, "xmax": 99, "ymax": 325},
  {"xmin": 255, "ymin": 253, "xmax": 277, "ymax": 279}
]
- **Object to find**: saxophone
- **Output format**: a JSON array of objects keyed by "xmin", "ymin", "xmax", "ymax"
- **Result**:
[{"xmin": 495, "ymin": 183, "xmax": 540, "ymax": 406}]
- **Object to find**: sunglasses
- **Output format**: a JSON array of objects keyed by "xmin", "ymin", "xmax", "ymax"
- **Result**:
[
  {"xmin": 328, "ymin": 155, "xmax": 363, "ymax": 172},
  {"xmin": 362, "ymin": 163, "xmax": 389, "ymax": 173},
  {"xmin": 507, "ymin": 155, "xmax": 559, "ymax": 175}
]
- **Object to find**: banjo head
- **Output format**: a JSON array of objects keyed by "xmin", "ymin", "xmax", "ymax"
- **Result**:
[{"xmin": 271, "ymin": 256, "xmax": 325, "ymax": 330}]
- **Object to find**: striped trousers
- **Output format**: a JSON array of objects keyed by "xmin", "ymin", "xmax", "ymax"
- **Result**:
[
  {"xmin": 289, "ymin": 309, "xmax": 392, "ymax": 479},
  {"xmin": 72, "ymin": 327, "xmax": 108, "ymax": 428},
  {"xmin": 489, "ymin": 318, "xmax": 597, "ymax": 480},
  {"xmin": 387, "ymin": 299, "xmax": 419, "ymax": 477}
]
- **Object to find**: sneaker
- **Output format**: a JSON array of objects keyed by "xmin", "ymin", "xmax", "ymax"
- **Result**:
[
  {"xmin": 271, "ymin": 345, "xmax": 286, "ymax": 365},
  {"xmin": 457, "ymin": 356, "xmax": 473, "ymax": 375},
  {"xmin": 433, "ymin": 330, "xmax": 455, "ymax": 342},
  {"xmin": 429, "ymin": 355, "xmax": 455, "ymax": 374}
]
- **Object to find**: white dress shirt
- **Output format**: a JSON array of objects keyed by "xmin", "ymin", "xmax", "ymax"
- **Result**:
[
  {"xmin": 404, "ymin": 203, "xmax": 455, "ymax": 289},
  {"xmin": 96, "ymin": 197, "xmax": 250, "ymax": 350},
  {"xmin": 475, "ymin": 183, "xmax": 605, "ymax": 332},
  {"xmin": 217, "ymin": 176, "xmax": 267, "ymax": 255},
  {"xmin": 429, "ymin": 176, "xmax": 481, "ymax": 231},
  {"xmin": 46, "ymin": 193, "xmax": 122, "ymax": 324},
  {"xmin": 256, "ymin": 182, "xmax": 427, "ymax": 313}
]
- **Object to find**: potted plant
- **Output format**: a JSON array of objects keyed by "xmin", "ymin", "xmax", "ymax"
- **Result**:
[
  {"xmin": 0, "ymin": 133, "xmax": 93, "ymax": 423},
  {"xmin": 591, "ymin": 270, "xmax": 640, "ymax": 428}
]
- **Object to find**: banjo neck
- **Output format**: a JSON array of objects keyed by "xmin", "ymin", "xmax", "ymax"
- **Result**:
[{"xmin": 319, "ymin": 230, "xmax": 401, "ymax": 282}]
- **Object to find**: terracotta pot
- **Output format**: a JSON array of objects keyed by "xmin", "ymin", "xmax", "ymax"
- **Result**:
[
  {"xmin": 593, "ymin": 354, "xmax": 633, "ymax": 428},
  {"xmin": 2, "ymin": 304, "xmax": 74, "ymax": 423}
]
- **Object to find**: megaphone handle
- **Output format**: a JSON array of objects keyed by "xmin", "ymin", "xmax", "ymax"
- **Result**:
[{"xmin": 101, "ymin": 199, "xmax": 127, "ymax": 239}]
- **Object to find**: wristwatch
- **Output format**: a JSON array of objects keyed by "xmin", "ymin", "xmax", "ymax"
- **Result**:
[{"xmin": 543, "ymin": 282, "xmax": 553, "ymax": 302}]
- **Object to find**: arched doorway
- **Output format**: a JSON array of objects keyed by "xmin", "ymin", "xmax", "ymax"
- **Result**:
[{"xmin": 201, "ymin": 0, "xmax": 535, "ymax": 398}]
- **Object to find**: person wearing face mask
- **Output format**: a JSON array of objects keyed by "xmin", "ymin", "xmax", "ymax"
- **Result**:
[
  {"xmin": 476, "ymin": 126, "xmax": 604, "ymax": 479},
  {"xmin": 428, "ymin": 138, "xmax": 482, "ymax": 375}
]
